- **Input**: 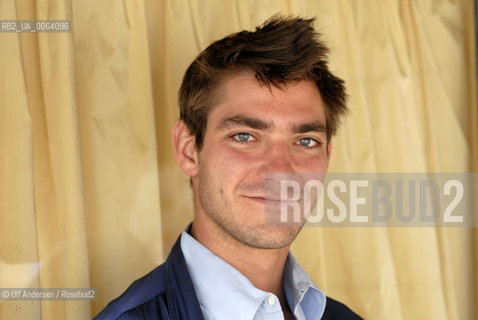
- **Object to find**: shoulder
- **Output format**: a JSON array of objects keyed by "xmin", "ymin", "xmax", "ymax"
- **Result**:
[
  {"xmin": 93, "ymin": 235, "xmax": 202, "ymax": 320},
  {"xmin": 93, "ymin": 263, "xmax": 169, "ymax": 320},
  {"xmin": 323, "ymin": 296, "xmax": 364, "ymax": 320}
]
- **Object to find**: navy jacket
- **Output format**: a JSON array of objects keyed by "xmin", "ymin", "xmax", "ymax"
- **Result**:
[{"xmin": 94, "ymin": 236, "xmax": 363, "ymax": 319}]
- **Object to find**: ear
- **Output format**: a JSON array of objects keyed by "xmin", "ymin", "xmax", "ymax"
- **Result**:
[{"xmin": 172, "ymin": 120, "xmax": 199, "ymax": 177}]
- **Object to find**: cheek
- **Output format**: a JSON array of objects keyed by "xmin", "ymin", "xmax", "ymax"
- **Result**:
[
  {"xmin": 200, "ymin": 146, "xmax": 257, "ymax": 183},
  {"xmin": 294, "ymin": 154, "xmax": 329, "ymax": 172},
  {"xmin": 219, "ymin": 147, "xmax": 258, "ymax": 176}
]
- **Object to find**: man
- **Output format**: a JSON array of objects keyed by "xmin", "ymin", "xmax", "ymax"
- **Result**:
[{"xmin": 95, "ymin": 15, "xmax": 362, "ymax": 319}]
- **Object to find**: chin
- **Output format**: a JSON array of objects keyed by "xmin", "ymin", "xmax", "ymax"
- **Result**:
[{"xmin": 232, "ymin": 225, "xmax": 302, "ymax": 249}]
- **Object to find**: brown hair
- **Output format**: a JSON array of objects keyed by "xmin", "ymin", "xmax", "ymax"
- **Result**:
[{"xmin": 178, "ymin": 15, "xmax": 348, "ymax": 149}]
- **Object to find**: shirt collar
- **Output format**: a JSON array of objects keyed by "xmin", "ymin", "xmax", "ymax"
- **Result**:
[
  {"xmin": 180, "ymin": 226, "xmax": 326, "ymax": 319},
  {"xmin": 283, "ymin": 253, "xmax": 326, "ymax": 319},
  {"xmin": 181, "ymin": 228, "xmax": 268, "ymax": 319}
]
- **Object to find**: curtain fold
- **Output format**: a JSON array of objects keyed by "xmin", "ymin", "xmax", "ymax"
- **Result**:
[
  {"xmin": 71, "ymin": 0, "xmax": 163, "ymax": 315},
  {"xmin": 0, "ymin": 0, "xmax": 476, "ymax": 319}
]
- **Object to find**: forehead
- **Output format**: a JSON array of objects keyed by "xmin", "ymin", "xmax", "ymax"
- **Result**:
[{"xmin": 208, "ymin": 72, "xmax": 326, "ymax": 125}]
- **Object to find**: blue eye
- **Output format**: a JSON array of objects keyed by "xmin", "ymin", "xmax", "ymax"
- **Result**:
[
  {"xmin": 297, "ymin": 138, "xmax": 318, "ymax": 148},
  {"xmin": 234, "ymin": 133, "xmax": 253, "ymax": 142}
]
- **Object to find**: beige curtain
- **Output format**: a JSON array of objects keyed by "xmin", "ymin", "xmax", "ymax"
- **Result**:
[{"xmin": 0, "ymin": 0, "xmax": 476, "ymax": 319}]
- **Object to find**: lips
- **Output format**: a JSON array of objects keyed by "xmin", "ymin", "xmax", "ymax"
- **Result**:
[{"xmin": 243, "ymin": 196, "xmax": 302, "ymax": 202}]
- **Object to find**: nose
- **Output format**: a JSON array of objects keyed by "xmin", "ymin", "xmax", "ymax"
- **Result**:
[
  {"xmin": 260, "ymin": 142, "xmax": 295, "ymax": 174},
  {"xmin": 258, "ymin": 142, "xmax": 301, "ymax": 199}
]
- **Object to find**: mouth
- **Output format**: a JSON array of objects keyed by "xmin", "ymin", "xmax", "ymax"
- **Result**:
[
  {"xmin": 243, "ymin": 196, "xmax": 305, "ymax": 226},
  {"xmin": 243, "ymin": 196, "xmax": 302, "ymax": 203}
]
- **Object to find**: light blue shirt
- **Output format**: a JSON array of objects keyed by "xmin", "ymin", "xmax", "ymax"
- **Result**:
[{"xmin": 180, "ymin": 229, "xmax": 326, "ymax": 319}]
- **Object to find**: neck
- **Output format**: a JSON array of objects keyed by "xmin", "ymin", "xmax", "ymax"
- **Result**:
[{"xmin": 190, "ymin": 219, "xmax": 290, "ymax": 302}]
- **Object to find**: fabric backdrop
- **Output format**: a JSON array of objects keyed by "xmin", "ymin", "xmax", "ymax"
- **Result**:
[{"xmin": 0, "ymin": 0, "xmax": 477, "ymax": 319}]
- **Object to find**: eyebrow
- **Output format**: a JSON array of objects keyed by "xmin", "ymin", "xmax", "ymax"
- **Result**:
[
  {"xmin": 217, "ymin": 115, "xmax": 273, "ymax": 131},
  {"xmin": 216, "ymin": 115, "xmax": 327, "ymax": 134},
  {"xmin": 292, "ymin": 121, "xmax": 327, "ymax": 134}
]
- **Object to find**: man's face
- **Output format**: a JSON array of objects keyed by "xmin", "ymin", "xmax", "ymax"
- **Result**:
[{"xmin": 193, "ymin": 73, "xmax": 330, "ymax": 249}]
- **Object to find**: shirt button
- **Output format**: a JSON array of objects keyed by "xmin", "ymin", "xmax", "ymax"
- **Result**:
[{"xmin": 267, "ymin": 295, "xmax": 275, "ymax": 306}]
